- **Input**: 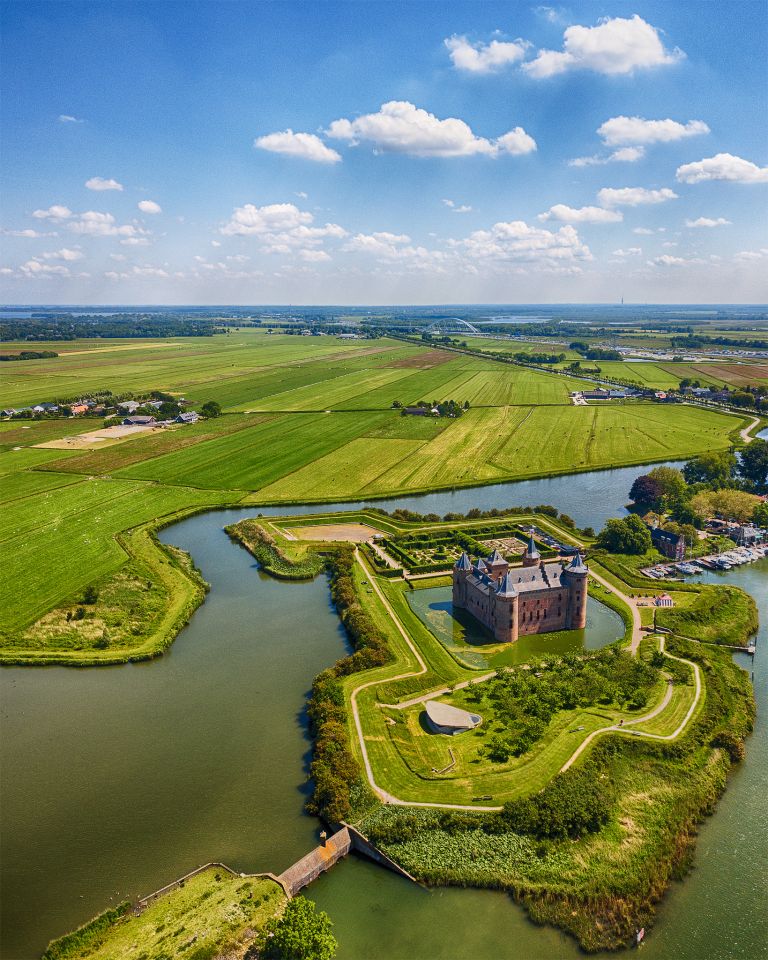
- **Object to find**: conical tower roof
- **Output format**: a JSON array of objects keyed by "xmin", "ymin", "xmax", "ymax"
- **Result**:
[
  {"xmin": 524, "ymin": 530, "xmax": 540, "ymax": 559},
  {"xmin": 487, "ymin": 548, "xmax": 506, "ymax": 565},
  {"xmin": 566, "ymin": 552, "xmax": 588, "ymax": 574},
  {"xmin": 455, "ymin": 551, "xmax": 472, "ymax": 571},
  {"xmin": 475, "ymin": 557, "xmax": 488, "ymax": 572},
  {"xmin": 495, "ymin": 571, "xmax": 518, "ymax": 597}
]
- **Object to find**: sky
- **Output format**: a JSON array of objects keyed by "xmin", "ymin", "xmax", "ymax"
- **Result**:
[{"xmin": 1, "ymin": 0, "xmax": 767, "ymax": 305}]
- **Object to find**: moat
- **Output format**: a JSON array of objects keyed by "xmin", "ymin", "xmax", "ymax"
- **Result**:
[{"xmin": 1, "ymin": 461, "xmax": 765, "ymax": 959}]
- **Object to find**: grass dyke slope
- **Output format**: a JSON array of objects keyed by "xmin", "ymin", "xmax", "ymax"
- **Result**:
[{"xmin": 42, "ymin": 867, "xmax": 287, "ymax": 960}]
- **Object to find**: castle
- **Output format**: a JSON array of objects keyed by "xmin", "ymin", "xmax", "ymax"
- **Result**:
[{"xmin": 452, "ymin": 532, "xmax": 589, "ymax": 643}]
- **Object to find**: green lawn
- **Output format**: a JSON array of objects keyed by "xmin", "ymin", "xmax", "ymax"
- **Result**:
[{"xmin": 42, "ymin": 868, "xmax": 285, "ymax": 960}]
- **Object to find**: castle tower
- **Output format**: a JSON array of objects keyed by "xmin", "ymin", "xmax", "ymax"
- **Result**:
[
  {"xmin": 452, "ymin": 551, "xmax": 472, "ymax": 609},
  {"xmin": 491, "ymin": 571, "xmax": 518, "ymax": 642},
  {"xmin": 485, "ymin": 548, "xmax": 508, "ymax": 581},
  {"xmin": 522, "ymin": 530, "xmax": 541, "ymax": 568},
  {"xmin": 562, "ymin": 552, "xmax": 588, "ymax": 629}
]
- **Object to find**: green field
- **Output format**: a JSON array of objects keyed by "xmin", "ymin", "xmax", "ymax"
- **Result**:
[{"xmin": 0, "ymin": 331, "xmax": 753, "ymax": 651}]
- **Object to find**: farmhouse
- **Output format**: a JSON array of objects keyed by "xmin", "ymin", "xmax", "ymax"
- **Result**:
[
  {"xmin": 649, "ymin": 526, "xmax": 686, "ymax": 561},
  {"xmin": 123, "ymin": 415, "xmax": 157, "ymax": 426},
  {"xmin": 452, "ymin": 533, "xmax": 588, "ymax": 643}
]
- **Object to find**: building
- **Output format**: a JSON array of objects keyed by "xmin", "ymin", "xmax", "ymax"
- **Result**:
[
  {"xmin": 649, "ymin": 526, "xmax": 686, "ymax": 561},
  {"xmin": 122, "ymin": 415, "xmax": 157, "ymax": 426},
  {"xmin": 424, "ymin": 700, "xmax": 482, "ymax": 735},
  {"xmin": 655, "ymin": 594, "xmax": 675, "ymax": 607},
  {"xmin": 175, "ymin": 411, "xmax": 199, "ymax": 424},
  {"xmin": 452, "ymin": 533, "xmax": 589, "ymax": 643}
]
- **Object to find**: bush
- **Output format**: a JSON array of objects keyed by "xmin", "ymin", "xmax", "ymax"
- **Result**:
[{"xmin": 256, "ymin": 896, "xmax": 337, "ymax": 960}]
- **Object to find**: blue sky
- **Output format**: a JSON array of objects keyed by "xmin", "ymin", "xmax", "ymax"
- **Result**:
[{"xmin": 1, "ymin": 0, "xmax": 767, "ymax": 304}]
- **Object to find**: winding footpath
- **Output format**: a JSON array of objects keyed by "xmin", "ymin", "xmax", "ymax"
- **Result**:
[
  {"xmin": 349, "ymin": 553, "xmax": 703, "ymax": 811},
  {"xmin": 740, "ymin": 415, "xmax": 763, "ymax": 443}
]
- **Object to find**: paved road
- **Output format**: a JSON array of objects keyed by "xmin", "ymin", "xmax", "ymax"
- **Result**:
[
  {"xmin": 587, "ymin": 566, "xmax": 644, "ymax": 654},
  {"xmin": 740, "ymin": 415, "xmax": 763, "ymax": 443}
]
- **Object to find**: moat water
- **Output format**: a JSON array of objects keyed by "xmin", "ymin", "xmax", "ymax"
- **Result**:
[{"xmin": 1, "ymin": 463, "xmax": 766, "ymax": 959}]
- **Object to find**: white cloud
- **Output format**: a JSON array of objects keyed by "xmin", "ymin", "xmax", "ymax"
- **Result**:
[
  {"xmin": 442, "ymin": 199, "xmax": 472, "ymax": 213},
  {"xmin": 109, "ymin": 253, "xmax": 127, "ymax": 261},
  {"xmin": 569, "ymin": 146, "xmax": 644, "ymax": 167},
  {"xmin": 444, "ymin": 35, "xmax": 529, "ymax": 73},
  {"xmin": 211, "ymin": 240, "xmax": 222, "ymax": 247},
  {"xmin": 138, "ymin": 200, "xmax": 162, "ymax": 214},
  {"xmin": 633, "ymin": 227, "xmax": 655, "ymax": 235},
  {"xmin": 299, "ymin": 249, "xmax": 332, "ymax": 262},
  {"xmin": 59, "ymin": 114, "xmax": 83, "ymax": 123},
  {"xmin": 344, "ymin": 232, "xmax": 413, "ymax": 257},
  {"xmin": 734, "ymin": 249, "xmax": 768, "ymax": 262},
  {"xmin": 676, "ymin": 153, "xmax": 768, "ymax": 184},
  {"xmin": 2, "ymin": 228, "xmax": 46, "ymax": 238},
  {"xmin": 18, "ymin": 259, "xmax": 71, "ymax": 278},
  {"xmin": 649, "ymin": 254, "xmax": 688, "ymax": 266},
  {"xmin": 523, "ymin": 15, "xmax": 684, "ymax": 78},
  {"xmin": 220, "ymin": 202, "xmax": 346, "ymax": 259},
  {"xmin": 326, "ymin": 101, "xmax": 536, "ymax": 157},
  {"xmin": 255, "ymin": 130, "xmax": 342, "ymax": 164},
  {"xmin": 598, "ymin": 116, "xmax": 709, "ymax": 146},
  {"xmin": 539, "ymin": 204, "xmax": 623, "ymax": 223},
  {"xmin": 32, "ymin": 205, "xmax": 72, "ymax": 220},
  {"xmin": 686, "ymin": 217, "xmax": 731, "ymax": 228},
  {"xmin": 85, "ymin": 177, "xmax": 124, "ymax": 191},
  {"xmin": 598, "ymin": 186, "xmax": 678, "ymax": 207},
  {"xmin": 42, "ymin": 247, "xmax": 83, "ymax": 261},
  {"xmin": 68, "ymin": 211, "xmax": 144, "ymax": 237},
  {"xmin": 456, "ymin": 220, "xmax": 591, "ymax": 266},
  {"xmin": 612, "ymin": 247, "xmax": 642, "ymax": 256},
  {"xmin": 120, "ymin": 236, "xmax": 151, "ymax": 246}
]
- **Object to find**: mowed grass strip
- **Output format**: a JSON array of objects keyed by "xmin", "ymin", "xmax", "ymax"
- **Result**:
[
  {"xmin": 0, "ymin": 445, "xmax": 80, "ymax": 476},
  {"xmin": 115, "ymin": 410, "xmax": 389, "ymax": 490},
  {"xmin": 0, "ymin": 470, "xmax": 82, "ymax": 503},
  {"xmin": 0, "ymin": 479, "xmax": 242, "ymax": 631},
  {"xmin": 38, "ymin": 413, "xmax": 275, "ymax": 476},
  {"xmin": 247, "ymin": 365, "xmax": 417, "ymax": 411}
]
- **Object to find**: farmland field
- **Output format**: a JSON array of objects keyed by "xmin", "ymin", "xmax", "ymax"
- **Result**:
[{"xmin": 0, "ymin": 331, "xmax": 754, "ymax": 645}]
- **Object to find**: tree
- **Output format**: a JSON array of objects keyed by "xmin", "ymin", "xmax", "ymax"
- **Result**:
[
  {"xmin": 647, "ymin": 466, "xmax": 686, "ymax": 504},
  {"xmin": 691, "ymin": 489, "xmax": 762, "ymax": 523},
  {"xmin": 200, "ymin": 400, "xmax": 221, "ymax": 418},
  {"xmin": 258, "ymin": 896, "xmax": 337, "ymax": 960},
  {"xmin": 82, "ymin": 584, "xmax": 99, "ymax": 604},
  {"xmin": 596, "ymin": 515, "xmax": 652, "ymax": 555},
  {"xmin": 753, "ymin": 501, "xmax": 768, "ymax": 527},
  {"xmin": 739, "ymin": 439, "xmax": 768, "ymax": 492},
  {"xmin": 629, "ymin": 474, "xmax": 664, "ymax": 509},
  {"xmin": 683, "ymin": 451, "xmax": 737, "ymax": 488}
]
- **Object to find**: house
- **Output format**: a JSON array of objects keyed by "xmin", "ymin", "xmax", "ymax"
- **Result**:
[
  {"xmin": 122, "ymin": 415, "xmax": 157, "ymax": 426},
  {"xmin": 731, "ymin": 525, "xmax": 762, "ymax": 545},
  {"xmin": 403, "ymin": 406, "xmax": 430, "ymax": 416},
  {"xmin": 70, "ymin": 403, "xmax": 88, "ymax": 415},
  {"xmin": 655, "ymin": 594, "xmax": 675, "ymax": 607},
  {"xmin": 175, "ymin": 411, "xmax": 199, "ymax": 424},
  {"xmin": 649, "ymin": 526, "xmax": 686, "ymax": 561},
  {"xmin": 118, "ymin": 400, "xmax": 142, "ymax": 414},
  {"xmin": 33, "ymin": 402, "xmax": 58, "ymax": 414},
  {"xmin": 2, "ymin": 409, "xmax": 18, "ymax": 417}
]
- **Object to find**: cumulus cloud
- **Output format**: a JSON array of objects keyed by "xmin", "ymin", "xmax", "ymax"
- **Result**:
[
  {"xmin": 597, "ymin": 186, "xmax": 678, "ymax": 207},
  {"xmin": 444, "ymin": 35, "xmax": 529, "ymax": 73},
  {"xmin": 455, "ymin": 220, "xmax": 591, "ymax": 266},
  {"xmin": 18, "ymin": 259, "xmax": 71, "ymax": 278},
  {"xmin": 59, "ymin": 114, "xmax": 83, "ymax": 123},
  {"xmin": 42, "ymin": 247, "xmax": 83, "ymax": 261},
  {"xmin": 220, "ymin": 202, "xmax": 346, "ymax": 258},
  {"xmin": 255, "ymin": 129, "xmax": 342, "ymax": 164},
  {"xmin": 648, "ymin": 254, "xmax": 689, "ymax": 266},
  {"xmin": 686, "ymin": 217, "xmax": 731, "ymax": 228},
  {"xmin": 539, "ymin": 204, "xmax": 623, "ymax": 223},
  {"xmin": 138, "ymin": 200, "xmax": 162, "ymax": 214},
  {"xmin": 2, "ymin": 228, "xmax": 47, "ymax": 238},
  {"xmin": 32, "ymin": 205, "xmax": 72, "ymax": 220},
  {"xmin": 326, "ymin": 101, "xmax": 536, "ymax": 157},
  {"xmin": 612, "ymin": 247, "xmax": 642, "ymax": 256},
  {"xmin": 598, "ymin": 116, "xmax": 709, "ymax": 147},
  {"xmin": 68, "ymin": 211, "xmax": 145, "ymax": 238},
  {"xmin": 569, "ymin": 146, "xmax": 645, "ymax": 167},
  {"xmin": 523, "ymin": 15, "xmax": 684, "ymax": 78},
  {"xmin": 676, "ymin": 153, "xmax": 768, "ymax": 184},
  {"xmin": 442, "ymin": 199, "xmax": 472, "ymax": 213},
  {"xmin": 85, "ymin": 177, "xmax": 124, "ymax": 191}
]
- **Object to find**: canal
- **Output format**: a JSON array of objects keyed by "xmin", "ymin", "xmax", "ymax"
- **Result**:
[{"xmin": 0, "ymin": 462, "xmax": 765, "ymax": 959}]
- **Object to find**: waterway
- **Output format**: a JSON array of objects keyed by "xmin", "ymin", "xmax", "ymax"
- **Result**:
[{"xmin": 0, "ymin": 463, "xmax": 765, "ymax": 959}]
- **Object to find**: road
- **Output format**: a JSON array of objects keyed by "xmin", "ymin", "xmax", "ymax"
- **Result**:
[
  {"xmin": 740, "ymin": 415, "xmax": 763, "ymax": 443},
  {"xmin": 587, "ymin": 566, "xmax": 644, "ymax": 654}
]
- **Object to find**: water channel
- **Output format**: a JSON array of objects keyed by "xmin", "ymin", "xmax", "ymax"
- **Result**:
[{"xmin": 1, "ymin": 461, "xmax": 765, "ymax": 959}]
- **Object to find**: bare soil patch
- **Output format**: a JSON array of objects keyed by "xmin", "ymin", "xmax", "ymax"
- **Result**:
[
  {"xmin": 387, "ymin": 350, "xmax": 454, "ymax": 369},
  {"xmin": 284, "ymin": 522, "xmax": 385, "ymax": 542},
  {"xmin": 36, "ymin": 423, "xmax": 168, "ymax": 450}
]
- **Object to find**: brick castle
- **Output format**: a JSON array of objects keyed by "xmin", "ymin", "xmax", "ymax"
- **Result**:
[{"xmin": 452, "ymin": 532, "xmax": 589, "ymax": 643}]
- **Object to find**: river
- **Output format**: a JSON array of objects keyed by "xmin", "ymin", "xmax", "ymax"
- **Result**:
[{"xmin": 0, "ymin": 462, "xmax": 765, "ymax": 959}]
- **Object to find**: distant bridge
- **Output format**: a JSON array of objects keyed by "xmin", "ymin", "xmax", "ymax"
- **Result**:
[{"xmin": 427, "ymin": 318, "xmax": 481, "ymax": 335}]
